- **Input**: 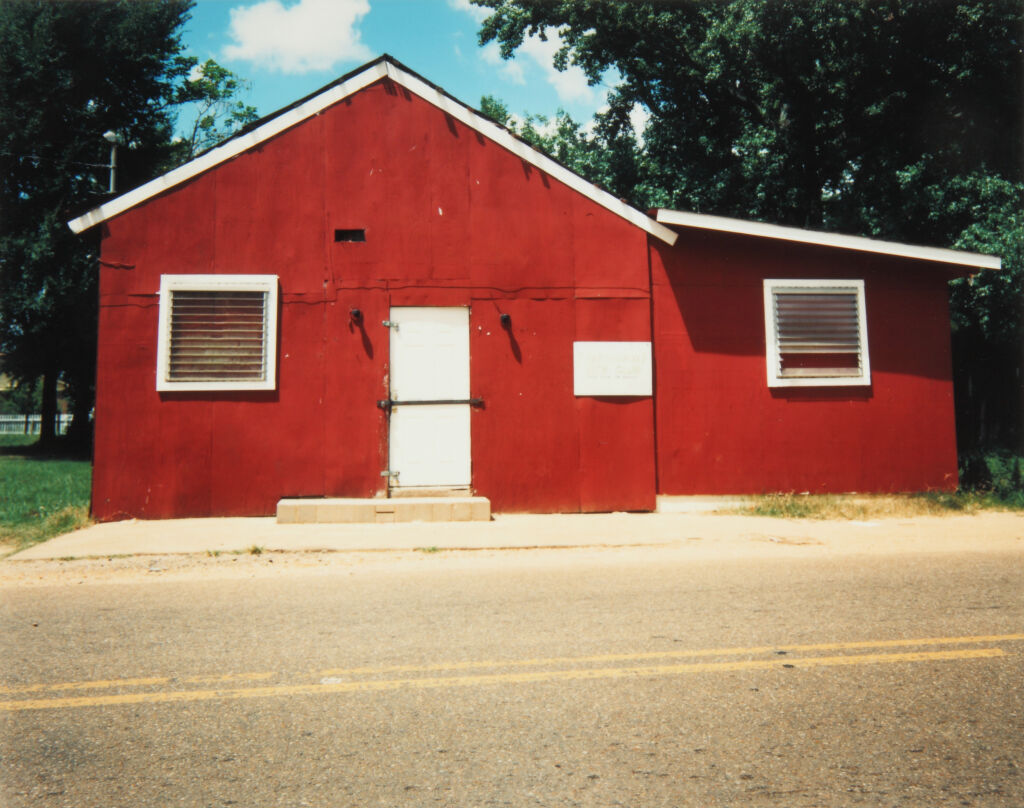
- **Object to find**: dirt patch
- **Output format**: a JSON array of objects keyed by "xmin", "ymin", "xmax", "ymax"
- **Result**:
[
  {"xmin": 751, "ymin": 534, "xmax": 825, "ymax": 546},
  {"xmin": 0, "ymin": 549, "xmax": 414, "ymax": 587},
  {"xmin": 2, "ymin": 511, "xmax": 1022, "ymax": 588}
]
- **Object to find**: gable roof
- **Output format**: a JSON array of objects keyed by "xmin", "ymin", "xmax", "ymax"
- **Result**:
[
  {"xmin": 655, "ymin": 209, "xmax": 1001, "ymax": 271},
  {"xmin": 67, "ymin": 55, "xmax": 678, "ymax": 244}
]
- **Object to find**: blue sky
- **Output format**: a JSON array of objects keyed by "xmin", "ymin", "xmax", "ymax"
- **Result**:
[{"xmin": 179, "ymin": 0, "xmax": 614, "ymax": 133}]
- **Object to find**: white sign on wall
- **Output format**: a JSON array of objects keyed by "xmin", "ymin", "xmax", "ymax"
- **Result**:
[{"xmin": 573, "ymin": 341, "xmax": 652, "ymax": 397}]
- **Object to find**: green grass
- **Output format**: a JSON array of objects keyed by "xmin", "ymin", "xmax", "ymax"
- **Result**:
[
  {"xmin": 0, "ymin": 434, "xmax": 37, "ymax": 450},
  {"xmin": 0, "ymin": 435, "xmax": 92, "ymax": 553},
  {"xmin": 729, "ymin": 486, "xmax": 1024, "ymax": 521},
  {"xmin": 729, "ymin": 450, "xmax": 1024, "ymax": 519}
]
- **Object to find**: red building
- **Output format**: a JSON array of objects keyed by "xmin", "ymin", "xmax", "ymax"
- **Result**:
[{"xmin": 69, "ymin": 57, "xmax": 999, "ymax": 521}]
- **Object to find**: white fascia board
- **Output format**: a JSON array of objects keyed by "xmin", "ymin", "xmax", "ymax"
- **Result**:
[
  {"xmin": 383, "ymin": 64, "xmax": 677, "ymax": 246},
  {"xmin": 655, "ymin": 209, "xmax": 1001, "ymax": 271},
  {"xmin": 156, "ymin": 273, "xmax": 279, "ymax": 392},
  {"xmin": 67, "ymin": 62, "xmax": 389, "ymax": 235},
  {"xmin": 67, "ymin": 58, "xmax": 675, "ymax": 245}
]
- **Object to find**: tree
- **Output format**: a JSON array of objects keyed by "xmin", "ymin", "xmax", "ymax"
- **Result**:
[
  {"xmin": 480, "ymin": 94, "xmax": 642, "ymax": 197},
  {"xmin": 174, "ymin": 58, "xmax": 258, "ymax": 159},
  {"xmin": 0, "ymin": 0, "xmax": 256, "ymax": 449},
  {"xmin": 475, "ymin": 0, "xmax": 1024, "ymax": 451},
  {"xmin": 947, "ymin": 178, "xmax": 1024, "ymax": 451},
  {"xmin": 476, "ymin": 1, "xmax": 1021, "ymax": 228}
]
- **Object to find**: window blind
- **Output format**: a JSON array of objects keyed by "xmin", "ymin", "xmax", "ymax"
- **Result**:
[
  {"xmin": 772, "ymin": 289, "xmax": 862, "ymax": 378},
  {"xmin": 166, "ymin": 290, "xmax": 268, "ymax": 382}
]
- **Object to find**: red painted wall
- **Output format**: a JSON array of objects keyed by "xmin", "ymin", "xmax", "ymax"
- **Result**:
[
  {"xmin": 92, "ymin": 78, "xmax": 656, "ymax": 520},
  {"xmin": 650, "ymin": 231, "xmax": 962, "ymax": 494}
]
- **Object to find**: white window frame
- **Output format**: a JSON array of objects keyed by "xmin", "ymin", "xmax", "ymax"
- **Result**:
[
  {"xmin": 763, "ymin": 278, "xmax": 870, "ymax": 388},
  {"xmin": 156, "ymin": 274, "xmax": 279, "ymax": 392}
]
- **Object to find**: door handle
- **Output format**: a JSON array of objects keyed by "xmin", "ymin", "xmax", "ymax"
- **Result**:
[{"xmin": 377, "ymin": 398, "xmax": 484, "ymax": 409}]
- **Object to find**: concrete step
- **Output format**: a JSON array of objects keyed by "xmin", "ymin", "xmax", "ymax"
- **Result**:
[{"xmin": 276, "ymin": 496, "xmax": 491, "ymax": 524}]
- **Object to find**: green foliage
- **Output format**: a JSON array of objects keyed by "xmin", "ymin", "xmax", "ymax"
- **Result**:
[
  {"xmin": 949, "ymin": 178, "xmax": 1024, "ymax": 345},
  {"xmin": 0, "ymin": 0, "xmax": 192, "ymax": 446},
  {"xmin": 0, "ymin": 0, "xmax": 258, "ymax": 449},
  {"xmin": 0, "ymin": 377, "xmax": 40, "ymax": 414},
  {"xmin": 173, "ymin": 57, "xmax": 259, "ymax": 158},
  {"xmin": 959, "ymin": 450, "xmax": 1024, "ymax": 505},
  {"xmin": 946, "ymin": 178, "xmax": 1024, "ymax": 450},
  {"xmin": 475, "ymin": 1, "xmax": 1022, "ymax": 231},
  {"xmin": 475, "ymin": 0, "xmax": 1023, "ymax": 452},
  {"xmin": 479, "ymin": 94, "xmax": 512, "ymax": 127},
  {"xmin": 480, "ymin": 94, "xmax": 641, "ymax": 199},
  {"xmin": 0, "ymin": 441, "xmax": 92, "ymax": 552}
]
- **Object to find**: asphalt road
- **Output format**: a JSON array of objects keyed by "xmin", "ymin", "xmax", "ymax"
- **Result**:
[{"xmin": 2, "ymin": 547, "xmax": 1022, "ymax": 807}]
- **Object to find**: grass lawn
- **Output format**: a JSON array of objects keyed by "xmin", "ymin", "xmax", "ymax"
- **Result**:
[
  {"xmin": 0, "ymin": 432, "xmax": 1019, "ymax": 554},
  {"xmin": 727, "ymin": 489, "xmax": 1024, "ymax": 520},
  {"xmin": 0, "ymin": 434, "xmax": 92, "ymax": 554}
]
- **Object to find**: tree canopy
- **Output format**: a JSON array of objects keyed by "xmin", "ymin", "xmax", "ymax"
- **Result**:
[
  {"xmin": 476, "ymin": 0, "xmax": 1023, "ymax": 451},
  {"xmin": 475, "ymin": 0, "xmax": 1021, "ymax": 234},
  {"xmin": 0, "ymin": 0, "xmax": 256, "ymax": 446}
]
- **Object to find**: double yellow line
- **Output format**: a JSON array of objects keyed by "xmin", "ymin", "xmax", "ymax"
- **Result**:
[{"xmin": 2, "ymin": 633, "xmax": 1019, "ymax": 713}]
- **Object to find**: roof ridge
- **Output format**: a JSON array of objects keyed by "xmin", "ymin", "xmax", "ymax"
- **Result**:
[{"xmin": 67, "ymin": 55, "xmax": 676, "ymax": 244}]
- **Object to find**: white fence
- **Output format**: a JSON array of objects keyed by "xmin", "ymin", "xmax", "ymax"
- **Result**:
[{"xmin": 0, "ymin": 414, "xmax": 71, "ymax": 435}]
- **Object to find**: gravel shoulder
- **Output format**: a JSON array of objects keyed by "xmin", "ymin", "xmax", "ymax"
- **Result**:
[{"xmin": 1, "ymin": 510, "xmax": 1021, "ymax": 588}]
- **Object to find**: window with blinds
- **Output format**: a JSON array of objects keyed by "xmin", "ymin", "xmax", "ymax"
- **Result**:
[
  {"xmin": 763, "ymin": 279, "xmax": 870, "ymax": 387},
  {"xmin": 157, "ymin": 275, "xmax": 278, "ymax": 391}
]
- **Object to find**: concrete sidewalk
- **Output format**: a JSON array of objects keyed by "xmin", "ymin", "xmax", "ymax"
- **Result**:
[{"xmin": 7, "ymin": 505, "xmax": 1023, "ymax": 561}]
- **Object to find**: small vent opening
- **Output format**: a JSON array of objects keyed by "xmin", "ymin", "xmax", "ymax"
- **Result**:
[
  {"xmin": 773, "ymin": 290, "xmax": 862, "ymax": 378},
  {"xmin": 334, "ymin": 229, "xmax": 366, "ymax": 242},
  {"xmin": 167, "ymin": 290, "xmax": 268, "ymax": 383}
]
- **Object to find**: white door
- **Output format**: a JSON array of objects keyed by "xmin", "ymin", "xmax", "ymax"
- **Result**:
[{"xmin": 387, "ymin": 307, "xmax": 471, "ymax": 488}]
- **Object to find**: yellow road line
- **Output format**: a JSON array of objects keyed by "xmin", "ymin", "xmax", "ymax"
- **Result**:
[
  {"xmin": 0, "ymin": 647, "xmax": 1006, "ymax": 712},
  {"xmin": 318, "ymin": 633, "xmax": 1024, "ymax": 676},
  {"xmin": 0, "ymin": 671, "xmax": 274, "ymax": 696},
  {"xmin": 6, "ymin": 633, "xmax": 1021, "ymax": 698}
]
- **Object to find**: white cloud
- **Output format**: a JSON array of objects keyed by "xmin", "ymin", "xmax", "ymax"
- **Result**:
[
  {"xmin": 223, "ymin": 0, "xmax": 372, "ymax": 74},
  {"xmin": 519, "ymin": 33, "xmax": 594, "ymax": 104},
  {"xmin": 481, "ymin": 41, "xmax": 524, "ymax": 84},
  {"xmin": 629, "ymin": 103, "xmax": 650, "ymax": 139},
  {"xmin": 447, "ymin": 1, "xmax": 596, "ymax": 105},
  {"xmin": 447, "ymin": 0, "xmax": 488, "ymax": 23}
]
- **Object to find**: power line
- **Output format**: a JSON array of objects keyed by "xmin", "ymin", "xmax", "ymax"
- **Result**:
[{"xmin": 0, "ymin": 151, "xmax": 109, "ymax": 168}]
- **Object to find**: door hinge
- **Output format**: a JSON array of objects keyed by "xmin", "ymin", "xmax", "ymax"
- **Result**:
[
  {"xmin": 380, "ymin": 470, "xmax": 399, "ymax": 479},
  {"xmin": 381, "ymin": 320, "xmax": 399, "ymax": 330}
]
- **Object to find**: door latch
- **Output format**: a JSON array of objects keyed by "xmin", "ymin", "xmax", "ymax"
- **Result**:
[{"xmin": 378, "ymin": 398, "xmax": 483, "ymax": 410}]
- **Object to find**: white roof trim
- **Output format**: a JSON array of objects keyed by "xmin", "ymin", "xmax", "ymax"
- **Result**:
[
  {"xmin": 68, "ymin": 61, "xmax": 388, "ymax": 235},
  {"xmin": 68, "ymin": 58, "xmax": 676, "ymax": 245},
  {"xmin": 384, "ymin": 63, "xmax": 676, "ymax": 245},
  {"xmin": 655, "ymin": 209, "xmax": 1000, "ymax": 270}
]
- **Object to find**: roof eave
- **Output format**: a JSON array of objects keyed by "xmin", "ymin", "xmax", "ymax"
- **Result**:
[
  {"xmin": 655, "ymin": 209, "xmax": 1000, "ymax": 271},
  {"xmin": 67, "ymin": 56, "xmax": 675, "ymax": 245}
]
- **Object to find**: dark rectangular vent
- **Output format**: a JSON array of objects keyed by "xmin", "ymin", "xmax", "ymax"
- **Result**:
[
  {"xmin": 773, "ymin": 290, "xmax": 862, "ymax": 378},
  {"xmin": 334, "ymin": 229, "xmax": 366, "ymax": 242},
  {"xmin": 167, "ymin": 290, "xmax": 268, "ymax": 382}
]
